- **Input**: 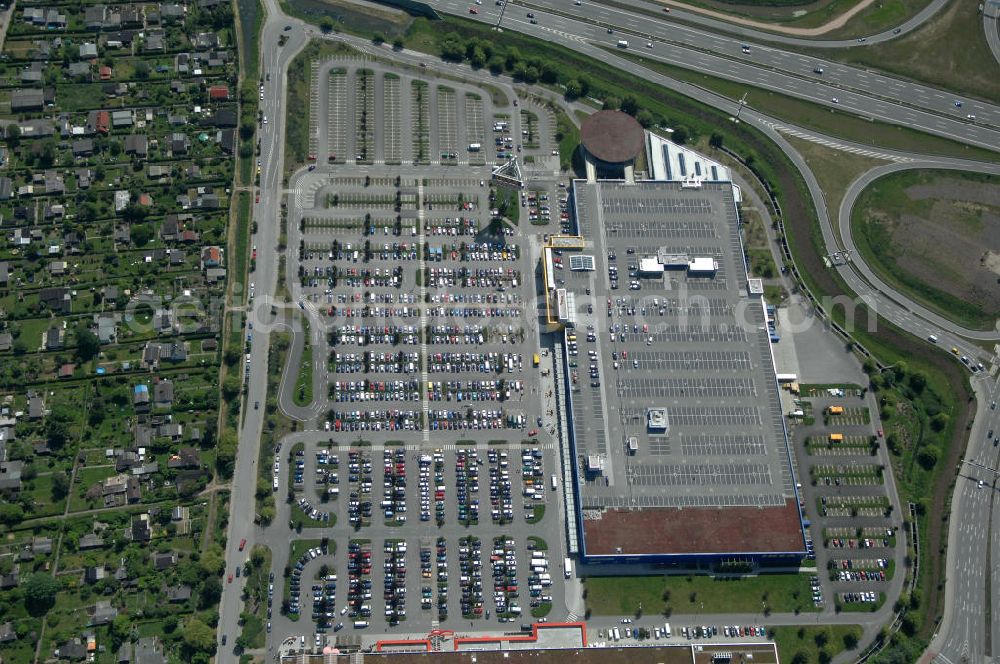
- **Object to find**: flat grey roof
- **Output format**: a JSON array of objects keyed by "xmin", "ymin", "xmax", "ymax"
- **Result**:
[{"xmin": 564, "ymin": 180, "xmax": 803, "ymax": 556}]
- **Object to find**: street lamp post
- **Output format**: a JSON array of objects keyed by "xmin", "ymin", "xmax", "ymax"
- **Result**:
[{"xmin": 732, "ymin": 92, "xmax": 749, "ymax": 123}]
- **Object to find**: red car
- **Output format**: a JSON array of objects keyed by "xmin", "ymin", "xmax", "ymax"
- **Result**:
[
  {"xmin": 527, "ymin": 429, "xmax": 538, "ymax": 437},
  {"xmin": 227, "ymin": 573, "xmax": 233, "ymax": 583},
  {"xmin": 469, "ymin": 6, "xmax": 478, "ymax": 12},
  {"xmin": 255, "ymin": 193, "xmax": 260, "ymax": 203},
  {"xmin": 239, "ymin": 538, "xmax": 246, "ymax": 551}
]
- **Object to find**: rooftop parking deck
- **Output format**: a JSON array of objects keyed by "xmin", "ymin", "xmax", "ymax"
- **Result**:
[{"xmin": 563, "ymin": 180, "xmax": 805, "ymax": 559}]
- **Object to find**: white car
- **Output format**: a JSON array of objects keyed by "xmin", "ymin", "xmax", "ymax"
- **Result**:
[{"xmin": 831, "ymin": 97, "xmax": 839, "ymax": 104}]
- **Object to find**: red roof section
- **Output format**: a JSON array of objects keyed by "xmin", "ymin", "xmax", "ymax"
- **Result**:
[
  {"xmin": 583, "ymin": 501, "xmax": 804, "ymax": 556},
  {"xmin": 208, "ymin": 85, "xmax": 229, "ymax": 100},
  {"xmin": 96, "ymin": 110, "xmax": 110, "ymax": 134}
]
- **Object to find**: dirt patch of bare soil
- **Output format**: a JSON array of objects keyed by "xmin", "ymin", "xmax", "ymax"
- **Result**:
[{"xmin": 885, "ymin": 179, "xmax": 1000, "ymax": 315}]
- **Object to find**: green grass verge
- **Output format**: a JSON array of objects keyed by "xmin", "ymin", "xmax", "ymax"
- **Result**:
[
  {"xmin": 771, "ymin": 624, "xmax": 863, "ymax": 664},
  {"xmin": 292, "ymin": 320, "xmax": 313, "ymax": 407},
  {"xmin": 284, "ymin": 40, "xmax": 363, "ymax": 176},
  {"xmin": 527, "ymin": 536, "xmax": 548, "ymax": 551},
  {"xmin": 612, "ymin": 49, "xmax": 998, "ymax": 163},
  {"xmin": 494, "ymin": 185, "xmax": 520, "ymax": 225},
  {"xmin": 850, "ymin": 168, "xmax": 1000, "ymax": 330},
  {"xmin": 525, "ymin": 504, "xmax": 545, "ymax": 524},
  {"xmin": 584, "ymin": 573, "xmax": 820, "ymax": 616},
  {"xmin": 238, "ymin": 545, "xmax": 272, "ymax": 649},
  {"xmin": 232, "ymin": 192, "xmax": 251, "ymax": 300},
  {"xmin": 531, "ymin": 602, "xmax": 553, "ymax": 618},
  {"xmin": 555, "ymin": 108, "xmax": 580, "ymax": 172}
]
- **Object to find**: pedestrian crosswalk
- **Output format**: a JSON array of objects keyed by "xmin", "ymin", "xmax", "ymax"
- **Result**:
[{"xmin": 760, "ymin": 120, "xmax": 913, "ymax": 163}]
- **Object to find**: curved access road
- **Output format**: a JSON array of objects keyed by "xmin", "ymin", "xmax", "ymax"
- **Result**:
[
  {"xmin": 838, "ymin": 161, "xmax": 1000, "ymax": 341},
  {"xmin": 277, "ymin": 313, "xmax": 330, "ymax": 422},
  {"xmin": 986, "ymin": 3, "xmax": 1000, "ymax": 66}
]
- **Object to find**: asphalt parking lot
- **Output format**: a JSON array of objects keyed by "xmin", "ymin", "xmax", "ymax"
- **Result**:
[{"xmin": 266, "ymin": 53, "xmax": 585, "ymax": 647}]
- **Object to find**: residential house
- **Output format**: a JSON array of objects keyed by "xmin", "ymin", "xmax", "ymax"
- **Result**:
[
  {"xmin": 129, "ymin": 513, "xmax": 151, "ymax": 542},
  {"xmin": 167, "ymin": 447, "xmax": 200, "ymax": 469},
  {"xmin": 55, "ymin": 638, "xmax": 87, "ymax": 661},
  {"xmin": 0, "ymin": 570, "xmax": 19, "ymax": 589},
  {"xmin": 20, "ymin": 61, "xmax": 44, "ymax": 83},
  {"xmin": 151, "ymin": 551, "xmax": 176, "ymax": 570},
  {"xmin": 45, "ymin": 327, "xmax": 64, "ymax": 350},
  {"xmin": 133, "ymin": 384, "xmax": 150, "ymax": 412},
  {"xmin": 84, "ymin": 5, "xmax": 107, "ymax": 30},
  {"xmin": 95, "ymin": 315, "xmax": 117, "ymax": 344},
  {"xmin": 111, "ymin": 109, "xmax": 134, "ymax": 128},
  {"xmin": 114, "ymin": 190, "xmax": 130, "ymax": 212},
  {"xmin": 160, "ymin": 3, "xmax": 185, "ymax": 21},
  {"xmin": 40, "ymin": 287, "xmax": 72, "ymax": 314},
  {"xmin": 67, "ymin": 62, "xmax": 91, "ymax": 79},
  {"xmin": 201, "ymin": 246, "xmax": 222, "ymax": 268},
  {"xmin": 0, "ymin": 459, "xmax": 23, "ymax": 494},
  {"xmin": 90, "ymin": 601, "xmax": 117, "ymax": 625},
  {"xmin": 124, "ymin": 134, "xmax": 148, "ymax": 158},
  {"xmin": 71, "ymin": 139, "xmax": 94, "ymax": 157},
  {"xmin": 126, "ymin": 476, "xmax": 141, "ymax": 502},
  {"xmin": 78, "ymin": 533, "xmax": 105, "ymax": 550},
  {"xmin": 32, "ymin": 537, "xmax": 53, "ymax": 555},
  {"xmin": 134, "ymin": 637, "xmax": 167, "ymax": 664},
  {"xmin": 165, "ymin": 585, "xmax": 191, "ymax": 603},
  {"xmin": 143, "ymin": 31, "xmax": 165, "ymax": 52},
  {"xmin": 0, "ymin": 621, "xmax": 15, "ymax": 642},
  {"xmin": 28, "ymin": 395, "xmax": 45, "ymax": 419},
  {"xmin": 207, "ymin": 85, "xmax": 229, "ymax": 101},
  {"xmin": 205, "ymin": 108, "xmax": 237, "ymax": 128},
  {"xmin": 194, "ymin": 32, "xmax": 219, "ymax": 49},
  {"xmin": 11, "ymin": 89, "xmax": 44, "ymax": 112},
  {"xmin": 58, "ymin": 363, "xmax": 75, "ymax": 379},
  {"xmin": 169, "ymin": 132, "xmax": 189, "ymax": 155},
  {"xmin": 148, "ymin": 164, "xmax": 170, "ymax": 179},
  {"xmin": 79, "ymin": 42, "xmax": 98, "ymax": 59},
  {"xmin": 219, "ymin": 127, "xmax": 235, "ymax": 154},
  {"xmin": 84, "ymin": 566, "xmax": 106, "ymax": 584},
  {"xmin": 153, "ymin": 379, "xmax": 173, "ymax": 408},
  {"xmin": 157, "ymin": 423, "xmax": 182, "ymax": 442}
]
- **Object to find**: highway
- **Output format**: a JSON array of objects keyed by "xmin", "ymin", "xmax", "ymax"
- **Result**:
[
  {"xmin": 929, "ymin": 375, "xmax": 1000, "ymax": 664},
  {"xmin": 432, "ymin": 0, "xmax": 1000, "ymax": 152}
]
